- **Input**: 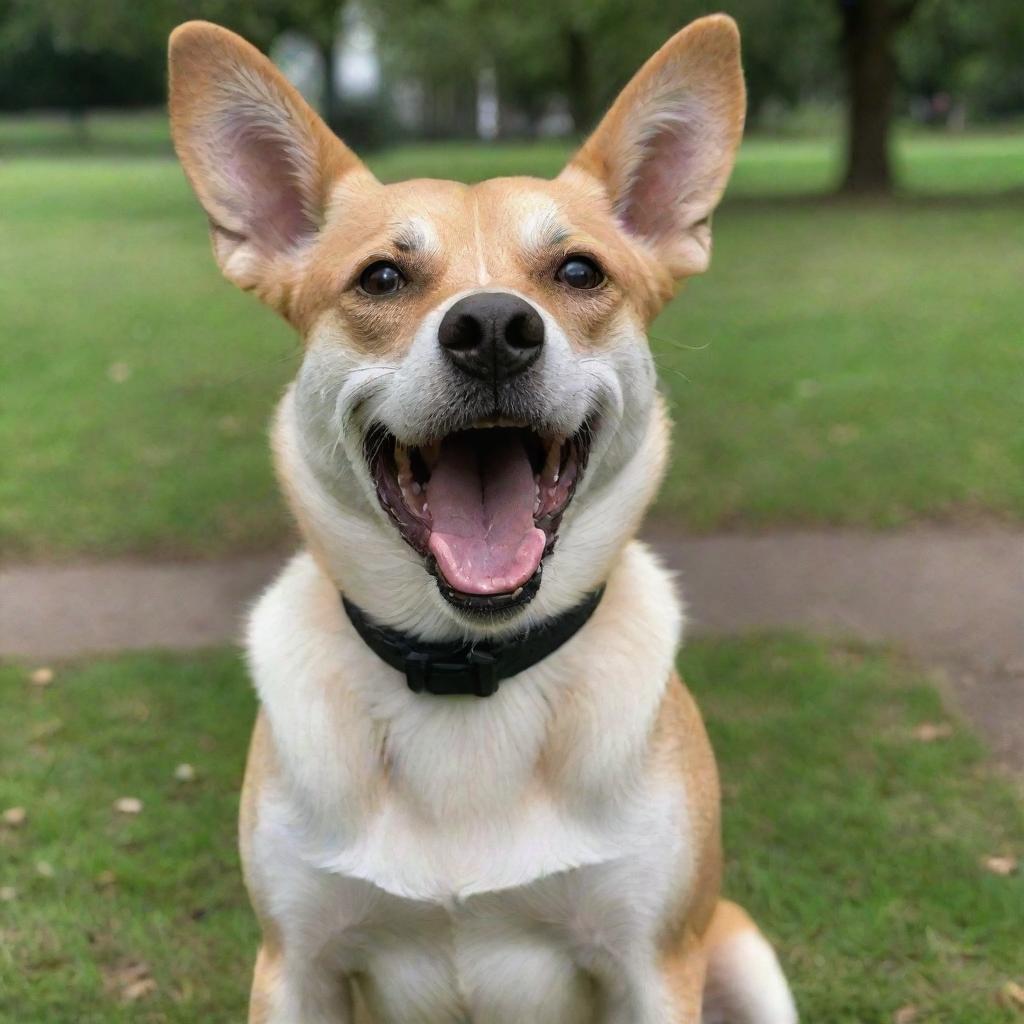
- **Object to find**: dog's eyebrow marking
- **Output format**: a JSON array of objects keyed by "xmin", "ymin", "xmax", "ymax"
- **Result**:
[
  {"xmin": 392, "ymin": 216, "xmax": 439, "ymax": 255},
  {"xmin": 472, "ymin": 195, "xmax": 491, "ymax": 285},
  {"xmin": 518, "ymin": 197, "xmax": 571, "ymax": 254}
]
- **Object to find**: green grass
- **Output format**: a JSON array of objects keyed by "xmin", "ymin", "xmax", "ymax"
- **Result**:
[
  {"xmin": 0, "ymin": 111, "xmax": 173, "ymax": 158},
  {"xmin": 0, "ymin": 637, "xmax": 1021, "ymax": 1021},
  {"xmin": 2, "ymin": 135, "xmax": 1023, "ymax": 557}
]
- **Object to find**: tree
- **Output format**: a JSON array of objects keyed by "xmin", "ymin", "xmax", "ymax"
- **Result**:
[
  {"xmin": 265, "ymin": 0, "xmax": 344, "ymax": 128},
  {"xmin": 837, "ymin": 0, "xmax": 920, "ymax": 193},
  {"xmin": 0, "ymin": 0, "xmax": 343, "ymax": 115}
]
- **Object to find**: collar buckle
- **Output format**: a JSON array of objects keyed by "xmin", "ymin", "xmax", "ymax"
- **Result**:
[{"xmin": 404, "ymin": 648, "xmax": 499, "ymax": 698}]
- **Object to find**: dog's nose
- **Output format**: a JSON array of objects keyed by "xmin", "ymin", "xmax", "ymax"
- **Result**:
[{"xmin": 438, "ymin": 292, "xmax": 544, "ymax": 383}]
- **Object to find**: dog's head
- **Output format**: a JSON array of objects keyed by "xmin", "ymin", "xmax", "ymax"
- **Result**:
[{"xmin": 169, "ymin": 17, "xmax": 744, "ymax": 635}]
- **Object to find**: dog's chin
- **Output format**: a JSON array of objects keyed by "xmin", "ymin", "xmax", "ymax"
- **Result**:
[
  {"xmin": 365, "ymin": 416, "xmax": 596, "ymax": 619},
  {"xmin": 429, "ymin": 559, "xmax": 544, "ymax": 620}
]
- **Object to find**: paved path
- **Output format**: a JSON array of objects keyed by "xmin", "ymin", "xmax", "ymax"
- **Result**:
[{"xmin": 3, "ymin": 527, "xmax": 1022, "ymax": 768}]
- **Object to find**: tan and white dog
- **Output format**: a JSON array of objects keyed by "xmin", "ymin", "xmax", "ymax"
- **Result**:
[{"xmin": 169, "ymin": 14, "xmax": 798, "ymax": 1023}]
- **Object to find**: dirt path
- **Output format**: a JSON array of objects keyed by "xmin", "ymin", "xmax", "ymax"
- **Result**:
[{"xmin": 3, "ymin": 527, "xmax": 1022, "ymax": 768}]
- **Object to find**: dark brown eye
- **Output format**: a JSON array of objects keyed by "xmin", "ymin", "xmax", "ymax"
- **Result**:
[
  {"xmin": 359, "ymin": 260, "xmax": 406, "ymax": 295},
  {"xmin": 556, "ymin": 256, "xmax": 604, "ymax": 290}
]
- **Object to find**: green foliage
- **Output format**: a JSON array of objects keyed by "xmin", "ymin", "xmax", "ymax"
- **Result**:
[
  {"xmin": 0, "ymin": 0, "xmax": 334, "ymax": 111},
  {"xmin": 900, "ymin": 0, "xmax": 1024, "ymax": 118},
  {"xmin": 368, "ymin": 0, "xmax": 1024, "ymax": 136},
  {"xmin": 0, "ymin": 638, "xmax": 1021, "ymax": 1020}
]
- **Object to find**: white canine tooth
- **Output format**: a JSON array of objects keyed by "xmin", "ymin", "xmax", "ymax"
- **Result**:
[
  {"xmin": 394, "ymin": 445, "xmax": 412, "ymax": 481},
  {"xmin": 541, "ymin": 439, "xmax": 561, "ymax": 483},
  {"xmin": 412, "ymin": 482, "xmax": 421, "ymax": 495}
]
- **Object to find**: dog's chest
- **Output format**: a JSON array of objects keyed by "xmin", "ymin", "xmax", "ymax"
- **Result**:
[
  {"xmin": 272, "ymin": 840, "xmax": 673, "ymax": 1024},
  {"xmin": 255, "ymin": 773, "xmax": 685, "ymax": 1023},
  {"xmin": 352, "ymin": 876, "xmax": 604, "ymax": 1023}
]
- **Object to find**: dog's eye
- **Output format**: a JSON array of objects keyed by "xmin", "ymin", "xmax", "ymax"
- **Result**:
[
  {"xmin": 556, "ymin": 256, "xmax": 604, "ymax": 290},
  {"xmin": 359, "ymin": 261, "xmax": 406, "ymax": 296}
]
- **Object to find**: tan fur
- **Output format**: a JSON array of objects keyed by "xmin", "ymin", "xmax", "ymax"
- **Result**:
[{"xmin": 169, "ymin": 15, "xmax": 794, "ymax": 1024}]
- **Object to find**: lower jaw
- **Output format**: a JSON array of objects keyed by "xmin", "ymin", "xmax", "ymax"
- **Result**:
[{"xmin": 429, "ymin": 558, "xmax": 544, "ymax": 617}]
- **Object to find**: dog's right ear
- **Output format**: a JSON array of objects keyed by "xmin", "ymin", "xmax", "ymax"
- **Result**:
[{"xmin": 169, "ymin": 21, "xmax": 372, "ymax": 305}]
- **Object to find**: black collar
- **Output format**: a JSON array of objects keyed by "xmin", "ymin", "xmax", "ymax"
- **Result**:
[{"xmin": 341, "ymin": 587, "xmax": 605, "ymax": 698}]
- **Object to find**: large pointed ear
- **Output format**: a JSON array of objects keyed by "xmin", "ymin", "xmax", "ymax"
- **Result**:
[
  {"xmin": 562, "ymin": 15, "xmax": 745, "ymax": 279},
  {"xmin": 168, "ymin": 21, "xmax": 372, "ymax": 300}
]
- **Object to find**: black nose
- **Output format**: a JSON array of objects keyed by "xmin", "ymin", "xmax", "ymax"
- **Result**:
[{"xmin": 438, "ymin": 292, "xmax": 544, "ymax": 383}]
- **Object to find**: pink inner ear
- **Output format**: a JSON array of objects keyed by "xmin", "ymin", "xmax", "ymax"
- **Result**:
[
  {"xmin": 620, "ymin": 118, "xmax": 698, "ymax": 243},
  {"xmin": 223, "ymin": 125, "xmax": 314, "ymax": 254}
]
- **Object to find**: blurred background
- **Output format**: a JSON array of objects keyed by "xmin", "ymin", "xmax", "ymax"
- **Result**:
[{"xmin": 1, "ymin": 2, "xmax": 1022, "ymax": 1022}]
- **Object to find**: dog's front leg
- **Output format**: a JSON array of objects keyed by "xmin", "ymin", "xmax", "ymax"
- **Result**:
[
  {"xmin": 591, "ymin": 936, "xmax": 706, "ymax": 1024},
  {"xmin": 248, "ymin": 943, "xmax": 355, "ymax": 1024}
]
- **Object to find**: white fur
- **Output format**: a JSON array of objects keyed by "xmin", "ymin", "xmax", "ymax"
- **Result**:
[
  {"xmin": 245, "ymin": 265, "xmax": 793, "ymax": 1021},
  {"xmin": 702, "ymin": 929, "xmax": 799, "ymax": 1024},
  {"xmin": 514, "ymin": 193, "xmax": 567, "ymax": 252},
  {"xmin": 247, "ymin": 541, "xmax": 687, "ymax": 1021},
  {"xmin": 243, "ymin": 223, "xmax": 792, "ymax": 1024}
]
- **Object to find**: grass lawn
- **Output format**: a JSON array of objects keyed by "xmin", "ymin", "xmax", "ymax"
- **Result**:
[
  {"xmin": 0, "ymin": 636, "xmax": 1021, "ymax": 1021},
  {"xmin": 2, "ymin": 134, "xmax": 1023, "ymax": 558}
]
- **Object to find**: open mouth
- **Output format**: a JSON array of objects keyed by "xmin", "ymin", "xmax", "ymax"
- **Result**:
[{"xmin": 366, "ymin": 419, "xmax": 593, "ymax": 613}]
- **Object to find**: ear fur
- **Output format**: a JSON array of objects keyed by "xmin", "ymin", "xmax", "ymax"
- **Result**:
[
  {"xmin": 562, "ymin": 14, "xmax": 745, "ymax": 279},
  {"xmin": 168, "ymin": 21, "xmax": 371, "ymax": 307}
]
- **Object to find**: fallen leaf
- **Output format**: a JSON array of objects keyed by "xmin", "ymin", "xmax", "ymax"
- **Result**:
[
  {"xmin": 2, "ymin": 807, "xmax": 27, "ymax": 828},
  {"xmin": 0, "ymin": 886, "xmax": 16, "ymax": 902},
  {"xmin": 113, "ymin": 797, "xmax": 143, "ymax": 815},
  {"xmin": 35, "ymin": 860, "xmax": 54, "ymax": 878},
  {"xmin": 29, "ymin": 667, "xmax": 54, "ymax": 687},
  {"xmin": 174, "ymin": 763, "xmax": 196, "ymax": 783},
  {"xmin": 96, "ymin": 870, "xmax": 118, "ymax": 889},
  {"xmin": 103, "ymin": 960, "xmax": 157, "ymax": 1003},
  {"xmin": 912, "ymin": 722, "xmax": 953, "ymax": 742},
  {"xmin": 894, "ymin": 1006, "xmax": 919, "ymax": 1024},
  {"xmin": 983, "ymin": 854, "xmax": 1019, "ymax": 877},
  {"xmin": 107, "ymin": 361, "xmax": 132, "ymax": 384},
  {"xmin": 1000, "ymin": 980, "xmax": 1024, "ymax": 1010},
  {"xmin": 122, "ymin": 977, "xmax": 158, "ymax": 1002}
]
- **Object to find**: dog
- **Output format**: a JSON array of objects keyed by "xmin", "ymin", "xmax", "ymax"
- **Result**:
[{"xmin": 169, "ymin": 14, "xmax": 798, "ymax": 1023}]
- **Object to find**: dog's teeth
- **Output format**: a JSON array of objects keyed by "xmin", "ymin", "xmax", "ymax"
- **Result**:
[
  {"xmin": 411, "ymin": 482, "xmax": 421, "ymax": 496},
  {"xmin": 395, "ymin": 445, "xmax": 413, "ymax": 482},
  {"xmin": 541, "ymin": 439, "xmax": 562, "ymax": 483}
]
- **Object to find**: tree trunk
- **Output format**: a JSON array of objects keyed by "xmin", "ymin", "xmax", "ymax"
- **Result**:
[
  {"xmin": 838, "ymin": 0, "xmax": 916, "ymax": 194},
  {"xmin": 565, "ymin": 28, "xmax": 595, "ymax": 135},
  {"xmin": 318, "ymin": 37, "xmax": 337, "ymax": 131}
]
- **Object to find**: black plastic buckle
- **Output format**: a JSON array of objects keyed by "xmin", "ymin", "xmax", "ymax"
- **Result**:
[{"xmin": 403, "ymin": 648, "xmax": 499, "ymax": 698}]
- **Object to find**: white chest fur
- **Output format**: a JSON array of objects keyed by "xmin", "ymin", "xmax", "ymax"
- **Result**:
[{"xmin": 246, "ymin": 542, "xmax": 688, "ymax": 1021}]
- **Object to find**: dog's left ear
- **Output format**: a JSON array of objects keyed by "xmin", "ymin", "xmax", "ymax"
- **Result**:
[
  {"xmin": 562, "ymin": 15, "xmax": 745, "ymax": 279},
  {"xmin": 168, "ymin": 21, "xmax": 373, "ymax": 305}
]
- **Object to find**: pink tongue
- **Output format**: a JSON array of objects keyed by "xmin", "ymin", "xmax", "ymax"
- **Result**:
[{"xmin": 426, "ymin": 431, "xmax": 545, "ymax": 596}]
